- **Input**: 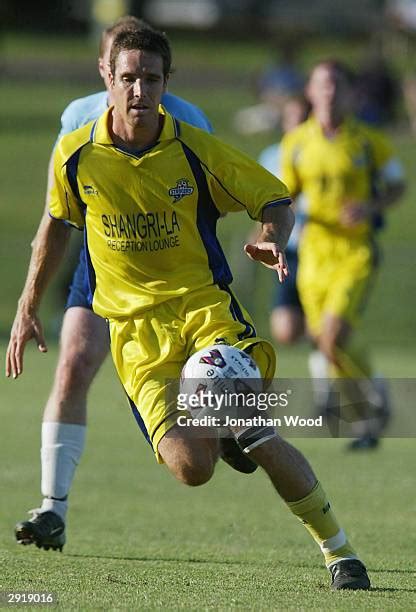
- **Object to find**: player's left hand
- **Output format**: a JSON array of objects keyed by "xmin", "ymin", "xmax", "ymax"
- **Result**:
[
  {"xmin": 340, "ymin": 202, "xmax": 369, "ymax": 227},
  {"xmin": 244, "ymin": 242, "xmax": 289, "ymax": 283}
]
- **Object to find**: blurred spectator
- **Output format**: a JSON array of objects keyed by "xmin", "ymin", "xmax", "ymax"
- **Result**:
[
  {"xmin": 234, "ymin": 39, "xmax": 304, "ymax": 134},
  {"xmin": 256, "ymin": 41, "xmax": 305, "ymax": 106},
  {"xmin": 354, "ymin": 45, "xmax": 400, "ymax": 126},
  {"xmin": 257, "ymin": 95, "xmax": 310, "ymax": 345}
]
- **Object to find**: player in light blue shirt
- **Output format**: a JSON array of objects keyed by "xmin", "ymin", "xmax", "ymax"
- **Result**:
[
  {"xmin": 8, "ymin": 16, "xmax": 212, "ymax": 551},
  {"xmin": 257, "ymin": 96, "xmax": 309, "ymax": 347}
]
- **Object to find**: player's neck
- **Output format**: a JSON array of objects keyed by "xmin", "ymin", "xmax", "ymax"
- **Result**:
[
  {"xmin": 109, "ymin": 111, "xmax": 163, "ymax": 152},
  {"xmin": 316, "ymin": 110, "xmax": 346, "ymax": 138}
]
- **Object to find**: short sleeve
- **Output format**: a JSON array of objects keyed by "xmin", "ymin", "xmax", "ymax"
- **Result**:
[
  {"xmin": 200, "ymin": 137, "xmax": 291, "ymax": 221},
  {"xmin": 48, "ymin": 139, "xmax": 85, "ymax": 230}
]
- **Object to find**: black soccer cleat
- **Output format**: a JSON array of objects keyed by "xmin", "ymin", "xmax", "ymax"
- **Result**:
[
  {"xmin": 15, "ymin": 510, "xmax": 66, "ymax": 552},
  {"xmin": 220, "ymin": 437, "xmax": 258, "ymax": 474},
  {"xmin": 330, "ymin": 559, "xmax": 371, "ymax": 590},
  {"xmin": 347, "ymin": 435, "xmax": 379, "ymax": 451}
]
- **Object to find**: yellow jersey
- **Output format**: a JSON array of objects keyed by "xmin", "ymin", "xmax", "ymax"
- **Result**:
[
  {"xmin": 49, "ymin": 106, "xmax": 290, "ymax": 319},
  {"xmin": 280, "ymin": 115, "xmax": 395, "ymax": 240}
]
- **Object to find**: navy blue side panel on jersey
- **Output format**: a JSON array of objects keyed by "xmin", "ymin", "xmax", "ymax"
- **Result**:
[
  {"xmin": 83, "ymin": 228, "xmax": 96, "ymax": 306},
  {"xmin": 219, "ymin": 284, "xmax": 257, "ymax": 341},
  {"xmin": 66, "ymin": 149, "xmax": 82, "ymax": 202},
  {"xmin": 66, "ymin": 149, "xmax": 96, "ymax": 305},
  {"xmin": 180, "ymin": 142, "xmax": 233, "ymax": 285}
]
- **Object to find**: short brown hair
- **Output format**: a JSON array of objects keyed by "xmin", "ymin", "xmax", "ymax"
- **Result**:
[{"xmin": 110, "ymin": 27, "xmax": 172, "ymax": 77}]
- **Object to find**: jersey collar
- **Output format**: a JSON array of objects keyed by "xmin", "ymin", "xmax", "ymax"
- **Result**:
[
  {"xmin": 91, "ymin": 105, "xmax": 179, "ymax": 148},
  {"xmin": 309, "ymin": 114, "xmax": 356, "ymax": 138}
]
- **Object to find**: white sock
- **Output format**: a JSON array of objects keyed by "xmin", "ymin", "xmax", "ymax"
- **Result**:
[
  {"xmin": 351, "ymin": 375, "xmax": 391, "ymax": 437},
  {"xmin": 40, "ymin": 422, "xmax": 86, "ymax": 521},
  {"xmin": 308, "ymin": 350, "xmax": 330, "ymax": 408}
]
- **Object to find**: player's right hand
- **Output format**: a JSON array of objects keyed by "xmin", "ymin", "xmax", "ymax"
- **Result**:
[
  {"xmin": 244, "ymin": 242, "xmax": 289, "ymax": 283},
  {"xmin": 5, "ymin": 309, "xmax": 47, "ymax": 379}
]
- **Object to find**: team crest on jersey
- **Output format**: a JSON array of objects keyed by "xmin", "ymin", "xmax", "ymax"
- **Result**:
[
  {"xmin": 168, "ymin": 178, "xmax": 194, "ymax": 203},
  {"xmin": 199, "ymin": 349, "xmax": 226, "ymax": 368},
  {"xmin": 83, "ymin": 185, "xmax": 98, "ymax": 196}
]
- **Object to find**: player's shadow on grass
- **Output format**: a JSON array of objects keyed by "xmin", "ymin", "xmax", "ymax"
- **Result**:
[
  {"xmin": 370, "ymin": 587, "xmax": 416, "ymax": 593},
  {"xmin": 67, "ymin": 552, "xmax": 282, "ymax": 566},
  {"xmin": 369, "ymin": 567, "xmax": 416, "ymax": 575},
  {"xmin": 67, "ymin": 554, "xmax": 416, "ymax": 592}
]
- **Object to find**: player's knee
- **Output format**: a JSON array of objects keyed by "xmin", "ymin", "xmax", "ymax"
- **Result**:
[
  {"xmin": 270, "ymin": 309, "xmax": 303, "ymax": 345},
  {"xmin": 160, "ymin": 434, "xmax": 218, "ymax": 486},
  {"xmin": 272, "ymin": 324, "xmax": 299, "ymax": 345},
  {"xmin": 176, "ymin": 459, "xmax": 215, "ymax": 487}
]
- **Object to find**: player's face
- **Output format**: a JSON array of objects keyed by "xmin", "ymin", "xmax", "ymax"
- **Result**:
[
  {"xmin": 307, "ymin": 65, "xmax": 352, "ymax": 119},
  {"xmin": 110, "ymin": 49, "xmax": 167, "ymax": 130}
]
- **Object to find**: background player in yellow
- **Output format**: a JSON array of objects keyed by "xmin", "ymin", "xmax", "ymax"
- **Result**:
[
  {"xmin": 280, "ymin": 60, "xmax": 405, "ymax": 449},
  {"xmin": 8, "ymin": 29, "xmax": 371, "ymax": 590}
]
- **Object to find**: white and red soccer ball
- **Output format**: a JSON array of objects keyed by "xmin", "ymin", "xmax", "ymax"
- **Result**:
[{"xmin": 179, "ymin": 344, "xmax": 262, "ymax": 419}]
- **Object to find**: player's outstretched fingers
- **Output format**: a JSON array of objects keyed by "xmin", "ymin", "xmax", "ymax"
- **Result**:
[
  {"xmin": 5, "ymin": 338, "xmax": 23, "ymax": 379},
  {"xmin": 244, "ymin": 243, "xmax": 289, "ymax": 282},
  {"xmin": 5, "ymin": 341, "xmax": 15, "ymax": 378},
  {"xmin": 274, "ymin": 250, "xmax": 290, "ymax": 283}
]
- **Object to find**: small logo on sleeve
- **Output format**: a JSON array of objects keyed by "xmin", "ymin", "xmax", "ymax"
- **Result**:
[{"xmin": 168, "ymin": 178, "xmax": 194, "ymax": 203}]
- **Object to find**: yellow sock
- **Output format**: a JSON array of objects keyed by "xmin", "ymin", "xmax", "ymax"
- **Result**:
[
  {"xmin": 287, "ymin": 481, "xmax": 357, "ymax": 567},
  {"xmin": 332, "ymin": 342, "xmax": 372, "ymax": 379},
  {"xmin": 330, "ymin": 344, "xmax": 383, "ymax": 430}
]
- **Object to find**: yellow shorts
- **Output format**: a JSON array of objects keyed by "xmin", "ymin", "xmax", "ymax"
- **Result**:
[
  {"xmin": 108, "ymin": 285, "xmax": 275, "ymax": 462},
  {"xmin": 297, "ymin": 230, "xmax": 377, "ymax": 336}
]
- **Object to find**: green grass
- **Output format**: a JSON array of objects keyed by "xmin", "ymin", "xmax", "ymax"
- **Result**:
[
  {"xmin": 0, "ymin": 32, "xmax": 415, "ymax": 609},
  {"xmin": 1, "ymin": 345, "xmax": 415, "ymax": 609}
]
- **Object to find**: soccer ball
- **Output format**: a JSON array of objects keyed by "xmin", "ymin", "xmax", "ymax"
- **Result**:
[{"xmin": 179, "ymin": 344, "xmax": 262, "ymax": 421}]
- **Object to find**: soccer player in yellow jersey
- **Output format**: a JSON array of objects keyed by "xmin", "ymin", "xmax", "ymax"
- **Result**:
[
  {"xmin": 8, "ymin": 30, "xmax": 371, "ymax": 589},
  {"xmin": 280, "ymin": 60, "xmax": 405, "ymax": 448}
]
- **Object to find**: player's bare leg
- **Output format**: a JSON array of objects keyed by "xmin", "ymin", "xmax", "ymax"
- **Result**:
[
  {"xmin": 317, "ymin": 313, "xmax": 389, "ymax": 448},
  {"xmin": 15, "ymin": 307, "xmax": 109, "ymax": 550},
  {"xmin": 270, "ymin": 305, "xmax": 304, "ymax": 346},
  {"xmin": 228, "ymin": 427, "xmax": 369, "ymax": 589},
  {"xmin": 248, "ymin": 434, "xmax": 316, "ymax": 500},
  {"xmin": 43, "ymin": 307, "xmax": 109, "ymax": 423},
  {"xmin": 158, "ymin": 424, "xmax": 219, "ymax": 486}
]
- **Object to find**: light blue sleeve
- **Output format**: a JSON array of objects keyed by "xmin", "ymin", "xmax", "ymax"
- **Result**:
[
  {"xmin": 258, "ymin": 142, "xmax": 305, "ymax": 252},
  {"xmin": 57, "ymin": 91, "xmax": 108, "ymax": 141},
  {"xmin": 162, "ymin": 92, "xmax": 213, "ymax": 133},
  {"xmin": 258, "ymin": 144, "xmax": 280, "ymax": 175}
]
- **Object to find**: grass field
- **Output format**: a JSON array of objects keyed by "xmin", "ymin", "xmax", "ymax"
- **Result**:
[
  {"xmin": 0, "ymin": 32, "xmax": 415, "ymax": 609},
  {"xmin": 1, "ymin": 346, "xmax": 415, "ymax": 609}
]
